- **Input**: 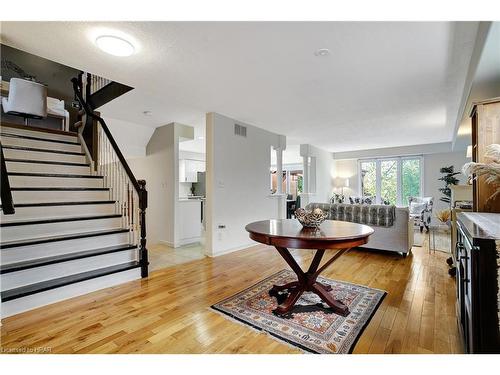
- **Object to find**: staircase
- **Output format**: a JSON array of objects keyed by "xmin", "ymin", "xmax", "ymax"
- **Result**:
[{"xmin": 0, "ymin": 121, "xmax": 147, "ymax": 318}]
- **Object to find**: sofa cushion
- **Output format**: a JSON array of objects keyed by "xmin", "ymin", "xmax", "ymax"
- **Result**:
[{"xmin": 307, "ymin": 203, "xmax": 396, "ymax": 227}]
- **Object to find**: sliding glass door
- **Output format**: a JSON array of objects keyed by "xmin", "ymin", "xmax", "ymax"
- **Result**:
[{"xmin": 358, "ymin": 156, "xmax": 422, "ymax": 206}]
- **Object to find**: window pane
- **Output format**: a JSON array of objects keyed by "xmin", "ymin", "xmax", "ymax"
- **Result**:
[
  {"xmin": 381, "ymin": 160, "xmax": 398, "ymax": 205},
  {"xmin": 402, "ymin": 159, "xmax": 421, "ymax": 205},
  {"xmin": 360, "ymin": 161, "xmax": 376, "ymax": 198}
]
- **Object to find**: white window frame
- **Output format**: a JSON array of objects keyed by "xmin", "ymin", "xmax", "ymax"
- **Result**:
[{"xmin": 357, "ymin": 155, "xmax": 423, "ymax": 206}]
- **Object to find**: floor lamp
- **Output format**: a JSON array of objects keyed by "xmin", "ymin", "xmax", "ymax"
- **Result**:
[{"xmin": 342, "ymin": 178, "xmax": 349, "ymax": 195}]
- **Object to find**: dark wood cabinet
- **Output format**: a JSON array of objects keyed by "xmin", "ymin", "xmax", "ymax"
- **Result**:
[
  {"xmin": 456, "ymin": 212, "xmax": 500, "ymax": 353},
  {"xmin": 470, "ymin": 98, "xmax": 500, "ymax": 213}
]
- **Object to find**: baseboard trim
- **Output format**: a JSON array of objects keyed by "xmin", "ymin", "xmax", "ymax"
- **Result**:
[{"xmin": 206, "ymin": 242, "xmax": 258, "ymax": 258}]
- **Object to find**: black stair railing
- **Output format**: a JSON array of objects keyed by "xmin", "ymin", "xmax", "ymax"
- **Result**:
[
  {"xmin": 71, "ymin": 77, "xmax": 148, "ymax": 278},
  {"xmin": 0, "ymin": 141, "xmax": 15, "ymax": 215}
]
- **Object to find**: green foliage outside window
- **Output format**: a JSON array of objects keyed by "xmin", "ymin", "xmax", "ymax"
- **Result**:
[
  {"xmin": 297, "ymin": 175, "xmax": 303, "ymax": 193},
  {"xmin": 360, "ymin": 161, "xmax": 376, "ymax": 198},
  {"xmin": 381, "ymin": 160, "xmax": 397, "ymax": 204},
  {"xmin": 360, "ymin": 158, "xmax": 421, "ymax": 205},
  {"xmin": 402, "ymin": 159, "xmax": 421, "ymax": 205}
]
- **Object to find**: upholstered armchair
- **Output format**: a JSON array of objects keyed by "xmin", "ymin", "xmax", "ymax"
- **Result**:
[{"xmin": 408, "ymin": 196, "xmax": 433, "ymax": 232}]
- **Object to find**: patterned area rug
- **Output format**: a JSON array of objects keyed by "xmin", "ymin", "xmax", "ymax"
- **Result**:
[{"xmin": 211, "ymin": 270, "xmax": 386, "ymax": 354}]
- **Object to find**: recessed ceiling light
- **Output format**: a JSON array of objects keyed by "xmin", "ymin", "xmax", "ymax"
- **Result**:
[
  {"xmin": 95, "ymin": 35, "xmax": 135, "ymax": 57},
  {"xmin": 314, "ymin": 48, "xmax": 330, "ymax": 57}
]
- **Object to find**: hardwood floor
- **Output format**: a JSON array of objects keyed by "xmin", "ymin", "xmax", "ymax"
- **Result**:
[
  {"xmin": 148, "ymin": 243, "xmax": 205, "ymax": 272},
  {"xmin": 0, "ymin": 241, "xmax": 462, "ymax": 354}
]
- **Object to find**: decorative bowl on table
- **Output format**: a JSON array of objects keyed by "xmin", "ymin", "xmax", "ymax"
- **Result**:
[{"xmin": 294, "ymin": 208, "xmax": 327, "ymax": 228}]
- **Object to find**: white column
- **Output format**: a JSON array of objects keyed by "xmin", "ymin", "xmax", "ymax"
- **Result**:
[
  {"xmin": 301, "ymin": 156, "xmax": 310, "ymax": 207},
  {"xmin": 286, "ymin": 170, "xmax": 291, "ymax": 195},
  {"xmin": 276, "ymin": 147, "xmax": 283, "ymax": 195},
  {"xmin": 274, "ymin": 147, "xmax": 286, "ymax": 219}
]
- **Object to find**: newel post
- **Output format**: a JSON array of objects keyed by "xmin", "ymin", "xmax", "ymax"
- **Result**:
[{"xmin": 138, "ymin": 179, "xmax": 149, "ymax": 278}]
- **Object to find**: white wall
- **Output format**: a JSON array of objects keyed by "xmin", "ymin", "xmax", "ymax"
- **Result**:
[
  {"xmin": 300, "ymin": 144, "xmax": 334, "ymax": 205},
  {"xmin": 126, "ymin": 122, "xmax": 194, "ymax": 247},
  {"xmin": 424, "ymin": 151, "xmax": 469, "ymax": 212},
  {"xmin": 102, "ymin": 116, "xmax": 155, "ymax": 158},
  {"xmin": 205, "ymin": 112, "xmax": 283, "ymax": 257},
  {"xmin": 332, "ymin": 159, "xmax": 359, "ymax": 197},
  {"xmin": 141, "ymin": 124, "xmax": 177, "ymax": 246}
]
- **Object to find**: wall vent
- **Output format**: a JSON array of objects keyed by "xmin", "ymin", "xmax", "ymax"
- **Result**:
[{"xmin": 234, "ymin": 123, "xmax": 247, "ymax": 137}]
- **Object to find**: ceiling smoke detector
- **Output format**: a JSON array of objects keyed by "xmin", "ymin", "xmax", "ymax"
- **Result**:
[
  {"xmin": 95, "ymin": 35, "xmax": 135, "ymax": 57},
  {"xmin": 314, "ymin": 48, "xmax": 330, "ymax": 57}
]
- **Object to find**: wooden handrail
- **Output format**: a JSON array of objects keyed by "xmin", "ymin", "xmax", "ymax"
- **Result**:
[
  {"xmin": 0, "ymin": 141, "xmax": 15, "ymax": 215},
  {"xmin": 71, "ymin": 78, "xmax": 141, "ymax": 194},
  {"xmin": 71, "ymin": 77, "xmax": 148, "ymax": 277}
]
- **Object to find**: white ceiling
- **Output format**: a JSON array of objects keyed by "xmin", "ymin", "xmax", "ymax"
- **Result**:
[{"xmin": 1, "ymin": 22, "xmax": 480, "ymax": 153}]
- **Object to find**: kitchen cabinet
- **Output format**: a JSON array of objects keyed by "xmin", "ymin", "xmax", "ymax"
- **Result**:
[
  {"xmin": 179, "ymin": 159, "xmax": 205, "ymax": 183},
  {"xmin": 178, "ymin": 199, "xmax": 204, "ymax": 245}
]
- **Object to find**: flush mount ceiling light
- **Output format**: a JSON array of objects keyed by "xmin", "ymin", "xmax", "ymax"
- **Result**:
[
  {"xmin": 95, "ymin": 35, "xmax": 135, "ymax": 56},
  {"xmin": 314, "ymin": 48, "xmax": 330, "ymax": 57}
]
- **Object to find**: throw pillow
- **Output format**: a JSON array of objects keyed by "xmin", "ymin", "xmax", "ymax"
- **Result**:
[
  {"xmin": 330, "ymin": 193, "xmax": 345, "ymax": 204},
  {"xmin": 363, "ymin": 196, "xmax": 373, "ymax": 205},
  {"xmin": 409, "ymin": 201, "xmax": 426, "ymax": 215}
]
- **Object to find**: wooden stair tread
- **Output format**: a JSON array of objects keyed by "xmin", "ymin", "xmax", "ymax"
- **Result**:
[
  {"xmin": 4, "ymin": 158, "xmax": 89, "ymax": 167},
  {"xmin": 2, "ymin": 145, "xmax": 85, "ymax": 156},
  {"xmin": 0, "ymin": 122, "xmax": 78, "ymax": 137},
  {"xmin": 0, "ymin": 228, "xmax": 130, "ymax": 249},
  {"xmin": 0, "ymin": 132, "xmax": 80, "ymax": 145},
  {"xmin": 1, "ymin": 200, "xmax": 115, "ymax": 209},
  {"xmin": 1, "ymin": 261, "xmax": 140, "ymax": 301},
  {"xmin": 7, "ymin": 172, "xmax": 103, "ymax": 179},
  {"xmin": 0, "ymin": 245, "xmax": 137, "ymax": 274},
  {"xmin": 10, "ymin": 187, "xmax": 109, "ymax": 191},
  {"xmin": 0, "ymin": 213, "xmax": 122, "ymax": 227}
]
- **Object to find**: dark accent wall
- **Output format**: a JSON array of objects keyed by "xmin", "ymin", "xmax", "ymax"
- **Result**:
[{"xmin": 1, "ymin": 44, "xmax": 80, "ymax": 130}]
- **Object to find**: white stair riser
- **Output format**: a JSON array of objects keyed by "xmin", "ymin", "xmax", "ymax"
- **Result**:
[
  {"xmin": 6, "ymin": 161, "xmax": 90, "ymax": 175},
  {"xmin": 3, "ymin": 148, "xmax": 87, "ymax": 164},
  {"xmin": 1, "ymin": 217, "xmax": 123, "ymax": 242},
  {"xmin": 0, "ymin": 203, "xmax": 116, "ymax": 222},
  {"xmin": 12, "ymin": 189, "xmax": 109, "ymax": 203},
  {"xmin": 0, "ymin": 136, "xmax": 82, "ymax": 153},
  {"xmin": 1, "ymin": 232, "xmax": 132, "ymax": 264},
  {"xmin": 8, "ymin": 175, "xmax": 104, "ymax": 188},
  {"xmin": 1, "ymin": 250, "xmax": 138, "ymax": 290},
  {"xmin": 0, "ymin": 268, "xmax": 141, "ymax": 318},
  {"xmin": 0, "ymin": 127, "xmax": 78, "ymax": 143}
]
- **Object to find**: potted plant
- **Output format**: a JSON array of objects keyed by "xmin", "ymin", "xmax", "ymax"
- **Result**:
[
  {"xmin": 438, "ymin": 166, "xmax": 460, "ymax": 206},
  {"xmin": 462, "ymin": 144, "xmax": 500, "ymax": 211},
  {"xmin": 435, "ymin": 209, "xmax": 451, "ymax": 227}
]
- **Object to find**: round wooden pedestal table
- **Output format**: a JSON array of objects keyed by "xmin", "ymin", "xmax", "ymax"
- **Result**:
[{"xmin": 245, "ymin": 219, "xmax": 374, "ymax": 316}]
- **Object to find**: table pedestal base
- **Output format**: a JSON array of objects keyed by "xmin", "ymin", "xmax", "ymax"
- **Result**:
[{"xmin": 270, "ymin": 247, "xmax": 351, "ymax": 316}]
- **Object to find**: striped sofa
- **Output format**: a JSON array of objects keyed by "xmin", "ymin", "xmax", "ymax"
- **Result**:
[{"xmin": 306, "ymin": 203, "xmax": 414, "ymax": 255}]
